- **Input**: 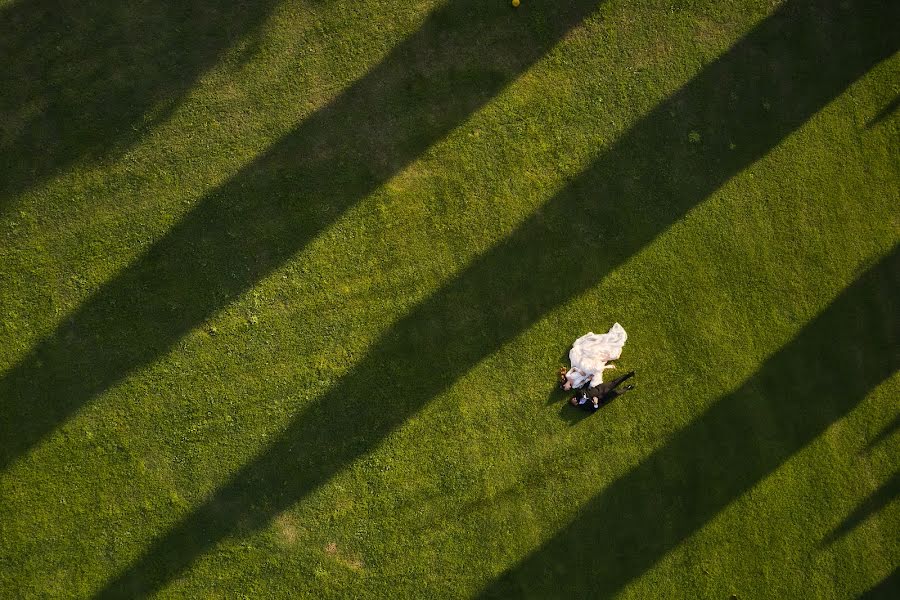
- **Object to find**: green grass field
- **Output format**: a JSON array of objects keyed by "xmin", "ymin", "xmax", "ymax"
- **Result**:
[{"xmin": 1, "ymin": 0, "xmax": 898, "ymax": 597}]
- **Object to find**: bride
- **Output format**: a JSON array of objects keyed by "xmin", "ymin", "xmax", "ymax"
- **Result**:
[{"xmin": 559, "ymin": 323, "xmax": 628, "ymax": 391}]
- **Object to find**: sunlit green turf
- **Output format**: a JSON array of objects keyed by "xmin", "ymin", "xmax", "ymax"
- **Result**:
[{"xmin": 1, "ymin": 0, "xmax": 897, "ymax": 597}]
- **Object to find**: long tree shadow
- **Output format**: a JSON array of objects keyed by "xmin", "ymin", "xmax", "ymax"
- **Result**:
[
  {"xmin": 93, "ymin": 0, "xmax": 898, "ymax": 596},
  {"xmin": 0, "ymin": 0, "xmax": 281, "ymax": 207},
  {"xmin": 481, "ymin": 246, "xmax": 899, "ymax": 599},
  {"xmin": 821, "ymin": 472, "xmax": 899, "ymax": 546},
  {"xmin": 0, "ymin": 0, "xmax": 602, "ymax": 470},
  {"xmin": 866, "ymin": 94, "xmax": 900, "ymax": 128},
  {"xmin": 858, "ymin": 568, "xmax": 899, "ymax": 599},
  {"xmin": 864, "ymin": 413, "xmax": 900, "ymax": 452}
]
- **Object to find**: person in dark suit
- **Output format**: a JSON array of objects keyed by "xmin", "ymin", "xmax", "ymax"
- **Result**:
[{"xmin": 569, "ymin": 371, "xmax": 635, "ymax": 412}]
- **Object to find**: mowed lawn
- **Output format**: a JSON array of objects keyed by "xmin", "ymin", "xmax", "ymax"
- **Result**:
[{"xmin": 1, "ymin": 0, "xmax": 898, "ymax": 597}]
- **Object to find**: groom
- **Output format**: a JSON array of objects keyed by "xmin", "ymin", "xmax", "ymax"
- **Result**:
[{"xmin": 569, "ymin": 370, "xmax": 636, "ymax": 411}]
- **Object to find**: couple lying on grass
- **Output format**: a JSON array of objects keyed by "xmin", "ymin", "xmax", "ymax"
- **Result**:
[
  {"xmin": 562, "ymin": 369, "xmax": 636, "ymax": 412},
  {"xmin": 558, "ymin": 323, "xmax": 635, "ymax": 413}
]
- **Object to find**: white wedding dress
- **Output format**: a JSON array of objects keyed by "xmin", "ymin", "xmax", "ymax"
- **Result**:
[{"xmin": 565, "ymin": 323, "xmax": 628, "ymax": 388}]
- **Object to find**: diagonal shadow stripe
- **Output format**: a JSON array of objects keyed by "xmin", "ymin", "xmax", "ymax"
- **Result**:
[
  {"xmin": 0, "ymin": 0, "xmax": 602, "ymax": 470},
  {"xmin": 480, "ymin": 245, "xmax": 899, "ymax": 599},
  {"xmin": 0, "ymin": 0, "xmax": 280, "ymax": 207},
  {"xmin": 821, "ymin": 471, "xmax": 899, "ymax": 546},
  {"xmin": 865, "ymin": 413, "xmax": 900, "ymax": 452},
  {"xmin": 866, "ymin": 94, "xmax": 900, "ymax": 128},
  {"xmin": 858, "ymin": 567, "xmax": 899, "ymax": 599},
  {"xmin": 93, "ymin": 0, "xmax": 898, "ymax": 596}
]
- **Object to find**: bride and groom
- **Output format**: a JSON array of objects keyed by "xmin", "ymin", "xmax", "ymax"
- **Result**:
[{"xmin": 559, "ymin": 323, "xmax": 636, "ymax": 412}]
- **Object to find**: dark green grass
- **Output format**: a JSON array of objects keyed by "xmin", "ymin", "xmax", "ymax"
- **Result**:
[
  {"xmin": 0, "ymin": 0, "xmax": 282, "ymax": 205},
  {"xmin": 1, "ymin": 0, "xmax": 898, "ymax": 597},
  {"xmin": 0, "ymin": 0, "xmax": 601, "ymax": 471},
  {"xmin": 483, "ymin": 248, "xmax": 898, "ymax": 598}
]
